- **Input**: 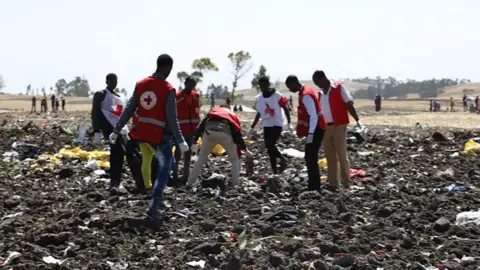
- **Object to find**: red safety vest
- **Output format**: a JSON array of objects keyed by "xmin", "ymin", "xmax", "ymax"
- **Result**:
[
  {"xmin": 176, "ymin": 90, "xmax": 200, "ymax": 135},
  {"xmin": 327, "ymin": 82, "xmax": 350, "ymax": 126},
  {"xmin": 129, "ymin": 77, "xmax": 173, "ymax": 144},
  {"xmin": 207, "ymin": 106, "xmax": 243, "ymax": 156},
  {"xmin": 297, "ymin": 85, "xmax": 327, "ymax": 136}
]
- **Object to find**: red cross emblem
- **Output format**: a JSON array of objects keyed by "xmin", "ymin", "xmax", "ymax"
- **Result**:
[
  {"xmin": 265, "ymin": 104, "xmax": 275, "ymax": 116},
  {"xmin": 144, "ymin": 95, "xmax": 152, "ymax": 105},
  {"xmin": 110, "ymin": 104, "xmax": 123, "ymax": 116}
]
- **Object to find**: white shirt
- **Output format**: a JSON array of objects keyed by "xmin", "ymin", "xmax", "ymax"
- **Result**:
[
  {"xmin": 255, "ymin": 91, "xmax": 287, "ymax": 128},
  {"xmin": 320, "ymin": 81, "xmax": 353, "ymax": 123},
  {"xmin": 302, "ymin": 95, "xmax": 317, "ymax": 134}
]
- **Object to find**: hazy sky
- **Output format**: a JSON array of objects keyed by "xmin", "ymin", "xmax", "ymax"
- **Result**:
[{"xmin": 1, "ymin": 0, "xmax": 479, "ymax": 95}]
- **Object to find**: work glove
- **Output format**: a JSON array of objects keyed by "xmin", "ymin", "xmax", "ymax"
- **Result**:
[
  {"xmin": 94, "ymin": 132, "xmax": 102, "ymax": 144},
  {"xmin": 108, "ymin": 132, "xmax": 118, "ymax": 144},
  {"xmin": 288, "ymin": 124, "xmax": 294, "ymax": 133},
  {"xmin": 179, "ymin": 141, "xmax": 189, "ymax": 153},
  {"xmin": 306, "ymin": 133, "xmax": 314, "ymax": 144}
]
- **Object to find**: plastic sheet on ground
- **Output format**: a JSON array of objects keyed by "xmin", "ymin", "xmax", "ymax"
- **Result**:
[
  {"xmin": 456, "ymin": 211, "xmax": 480, "ymax": 226},
  {"xmin": 281, "ymin": 148, "xmax": 304, "ymax": 158},
  {"xmin": 39, "ymin": 147, "xmax": 110, "ymax": 168}
]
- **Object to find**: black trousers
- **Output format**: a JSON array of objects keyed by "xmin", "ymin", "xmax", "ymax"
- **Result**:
[
  {"xmin": 263, "ymin": 126, "xmax": 285, "ymax": 174},
  {"xmin": 108, "ymin": 134, "xmax": 144, "ymax": 189},
  {"xmin": 305, "ymin": 127, "xmax": 325, "ymax": 191}
]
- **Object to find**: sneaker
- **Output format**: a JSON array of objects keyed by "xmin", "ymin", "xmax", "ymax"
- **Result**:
[{"xmin": 146, "ymin": 211, "xmax": 163, "ymax": 221}]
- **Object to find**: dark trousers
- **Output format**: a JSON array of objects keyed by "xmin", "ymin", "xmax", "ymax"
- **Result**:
[
  {"xmin": 305, "ymin": 127, "xmax": 325, "ymax": 191},
  {"xmin": 173, "ymin": 134, "xmax": 194, "ymax": 182},
  {"xmin": 263, "ymin": 126, "xmax": 285, "ymax": 174},
  {"xmin": 108, "ymin": 134, "xmax": 143, "ymax": 189}
]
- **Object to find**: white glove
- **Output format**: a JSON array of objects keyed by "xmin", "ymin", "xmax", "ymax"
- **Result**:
[
  {"xmin": 288, "ymin": 124, "xmax": 294, "ymax": 133},
  {"xmin": 306, "ymin": 133, "xmax": 314, "ymax": 144},
  {"xmin": 179, "ymin": 141, "xmax": 189, "ymax": 153},
  {"xmin": 94, "ymin": 132, "xmax": 102, "ymax": 144},
  {"xmin": 191, "ymin": 144, "xmax": 198, "ymax": 152},
  {"xmin": 108, "ymin": 133, "xmax": 118, "ymax": 144}
]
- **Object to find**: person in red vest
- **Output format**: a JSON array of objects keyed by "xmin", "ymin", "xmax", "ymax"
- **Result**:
[
  {"xmin": 186, "ymin": 105, "xmax": 251, "ymax": 188},
  {"xmin": 312, "ymin": 70, "xmax": 364, "ymax": 190},
  {"xmin": 109, "ymin": 54, "xmax": 189, "ymax": 221},
  {"xmin": 285, "ymin": 75, "xmax": 327, "ymax": 192},
  {"xmin": 173, "ymin": 76, "xmax": 201, "ymax": 184}
]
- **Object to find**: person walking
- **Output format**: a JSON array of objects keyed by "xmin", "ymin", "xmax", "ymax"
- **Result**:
[
  {"xmin": 173, "ymin": 76, "xmax": 201, "ymax": 184},
  {"xmin": 51, "ymin": 94, "xmax": 56, "ymax": 112},
  {"xmin": 31, "ymin": 96, "xmax": 36, "ymax": 113},
  {"xmin": 249, "ymin": 76, "xmax": 291, "ymax": 174},
  {"xmin": 110, "ymin": 54, "xmax": 189, "ymax": 221},
  {"xmin": 91, "ymin": 73, "xmax": 144, "ymax": 192},
  {"xmin": 186, "ymin": 105, "xmax": 251, "ymax": 187},
  {"xmin": 450, "ymin": 97, "xmax": 455, "ymax": 112},
  {"xmin": 312, "ymin": 70, "xmax": 364, "ymax": 190},
  {"xmin": 285, "ymin": 75, "xmax": 327, "ymax": 192},
  {"xmin": 61, "ymin": 97, "xmax": 66, "ymax": 111}
]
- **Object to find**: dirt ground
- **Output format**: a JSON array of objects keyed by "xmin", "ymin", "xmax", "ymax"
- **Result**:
[{"xmin": 1, "ymin": 111, "xmax": 480, "ymax": 269}]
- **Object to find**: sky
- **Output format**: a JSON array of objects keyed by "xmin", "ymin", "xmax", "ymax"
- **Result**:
[{"xmin": 1, "ymin": 0, "xmax": 480, "ymax": 95}]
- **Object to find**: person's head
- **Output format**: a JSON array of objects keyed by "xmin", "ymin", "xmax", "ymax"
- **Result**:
[
  {"xmin": 285, "ymin": 75, "xmax": 302, "ymax": 93},
  {"xmin": 156, "ymin": 54, "xmax": 173, "ymax": 78},
  {"xmin": 312, "ymin": 70, "xmax": 330, "ymax": 89},
  {"xmin": 184, "ymin": 76, "xmax": 197, "ymax": 92},
  {"xmin": 106, "ymin": 73, "xmax": 117, "ymax": 90},
  {"xmin": 258, "ymin": 75, "xmax": 271, "ymax": 92}
]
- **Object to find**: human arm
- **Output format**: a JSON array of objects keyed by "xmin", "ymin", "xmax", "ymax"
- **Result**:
[
  {"xmin": 112, "ymin": 92, "xmax": 138, "ymax": 134},
  {"xmin": 279, "ymin": 96, "xmax": 291, "ymax": 124},
  {"xmin": 302, "ymin": 95, "xmax": 318, "ymax": 134},
  {"xmin": 250, "ymin": 112, "xmax": 261, "ymax": 129},
  {"xmin": 91, "ymin": 90, "xmax": 106, "ymax": 132},
  {"xmin": 165, "ymin": 90, "xmax": 186, "ymax": 145},
  {"xmin": 194, "ymin": 117, "xmax": 208, "ymax": 142},
  {"xmin": 341, "ymin": 85, "xmax": 360, "ymax": 122}
]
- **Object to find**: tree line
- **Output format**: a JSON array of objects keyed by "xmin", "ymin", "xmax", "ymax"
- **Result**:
[{"xmin": 350, "ymin": 76, "xmax": 472, "ymax": 99}]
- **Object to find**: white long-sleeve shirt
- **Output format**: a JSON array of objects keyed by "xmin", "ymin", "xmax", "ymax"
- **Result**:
[{"xmin": 302, "ymin": 95, "xmax": 317, "ymax": 134}]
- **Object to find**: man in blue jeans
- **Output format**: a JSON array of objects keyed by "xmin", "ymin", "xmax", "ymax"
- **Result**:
[{"xmin": 110, "ymin": 54, "xmax": 189, "ymax": 221}]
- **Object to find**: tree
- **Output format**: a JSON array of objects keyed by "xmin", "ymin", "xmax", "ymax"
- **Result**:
[
  {"xmin": 50, "ymin": 87, "xmax": 54, "ymax": 94},
  {"xmin": 207, "ymin": 84, "xmax": 229, "ymax": 99},
  {"xmin": 26, "ymin": 84, "xmax": 32, "ymax": 95},
  {"xmin": 227, "ymin": 51, "xmax": 252, "ymax": 102},
  {"xmin": 41, "ymin": 87, "xmax": 46, "ymax": 95},
  {"xmin": 55, "ymin": 79, "xmax": 68, "ymax": 96},
  {"xmin": 191, "ymin": 57, "xmax": 219, "ymax": 84},
  {"xmin": 115, "ymin": 88, "xmax": 127, "ymax": 95},
  {"xmin": 0, "ymin": 75, "xmax": 5, "ymax": 92},
  {"xmin": 251, "ymin": 65, "xmax": 269, "ymax": 92},
  {"xmin": 36, "ymin": 89, "xmax": 39, "ymax": 95},
  {"xmin": 176, "ymin": 71, "xmax": 190, "ymax": 88},
  {"xmin": 66, "ymin": 76, "xmax": 91, "ymax": 97}
]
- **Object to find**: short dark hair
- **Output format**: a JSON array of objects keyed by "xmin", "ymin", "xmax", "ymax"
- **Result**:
[
  {"xmin": 157, "ymin": 54, "xmax": 173, "ymax": 68},
  {"xmin": 258, "ymin": 75, "xmax": 270, "ymax": 84},
  {"xmin": 285, "ymin": 75, "xmax": 299, "ymax": 84},
  {"xmin": 185, "ymin": 76, "xmax": 196, "ymax": 84},
  {"xmin": 106, "ymin": 73, "xmax": 117, "ymax": 81},
  {"xmin": 312, "ymin": 70, "xmax": 326, "ymax": 79}
]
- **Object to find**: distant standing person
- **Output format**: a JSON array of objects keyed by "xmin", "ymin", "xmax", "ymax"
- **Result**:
[
  {"xmin": 375, "ymin": 94, "xmax": 381, "ymax": 112},
  {"xmin": 51, "ymin": 94, "xmax": 56, "ymax": 112},
  {"xmin": 42, "ymin": 95, "xmax": 48, "ymax": 112},
  {"xmin": 31, "ymin": 96, "xmax": 36, "ymax": 113},
  {"xmin": 61, "ymin": 97, "xmax": 66, "ymax": 111},
  {"xmin": 450, "ymin": 97, "xmax": 454, "ymax": 112},
  {"xmin": 463, "ymin": 94, "xmax": 468, "ymax": 112},
  {"xmin": 429, "ymin": 100, "xmax": 433, "ymax": 112},
  {"xmin": 226, "ymin": 96, "xmax": 231, "ymax": 107},
  {"xmin": 312, "ymin": 70, "xmax": 364, "ymax": 190},
  {"xmin": 210, "ymin": 92, "xmax": 215, "ymax": 108},
  {"xmin": 55, "ymin": 98, "xmax": 60, "ymax": 112}
]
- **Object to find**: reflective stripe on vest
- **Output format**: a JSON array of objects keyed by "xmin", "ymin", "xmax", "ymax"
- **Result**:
[
  {"xmin": 137, "ymin": 116, "xmax": 166, "ymax": 127},
  {"xmin": 178, "ymin": 119, "xmax": 200, "ymax": 124}
]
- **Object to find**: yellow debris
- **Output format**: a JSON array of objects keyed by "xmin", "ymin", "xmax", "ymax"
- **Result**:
[
  {"xmin": 318, "ymin": 158, "xmax": 327, "ymax": 169},
  {"xmin": 197, "ymin": 137, "xmax": 226, "ymax": 156},
  {"xmin": 464, "ymin": 139, "xmax": 480, "ymax": 154}
]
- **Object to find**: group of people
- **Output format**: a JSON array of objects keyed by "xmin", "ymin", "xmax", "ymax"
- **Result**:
[
  {"xmin": 90, "ymin": 53, "xmax": 365, "ymax": 221},
  {"xmin": 31, "ymin": 94, "xmax": 65, "ymax": 113}
]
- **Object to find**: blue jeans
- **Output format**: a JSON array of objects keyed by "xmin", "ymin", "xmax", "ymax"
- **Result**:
[{"xmin": 147, "ymin": 137, "xmax": 173, "ymax": 214}]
